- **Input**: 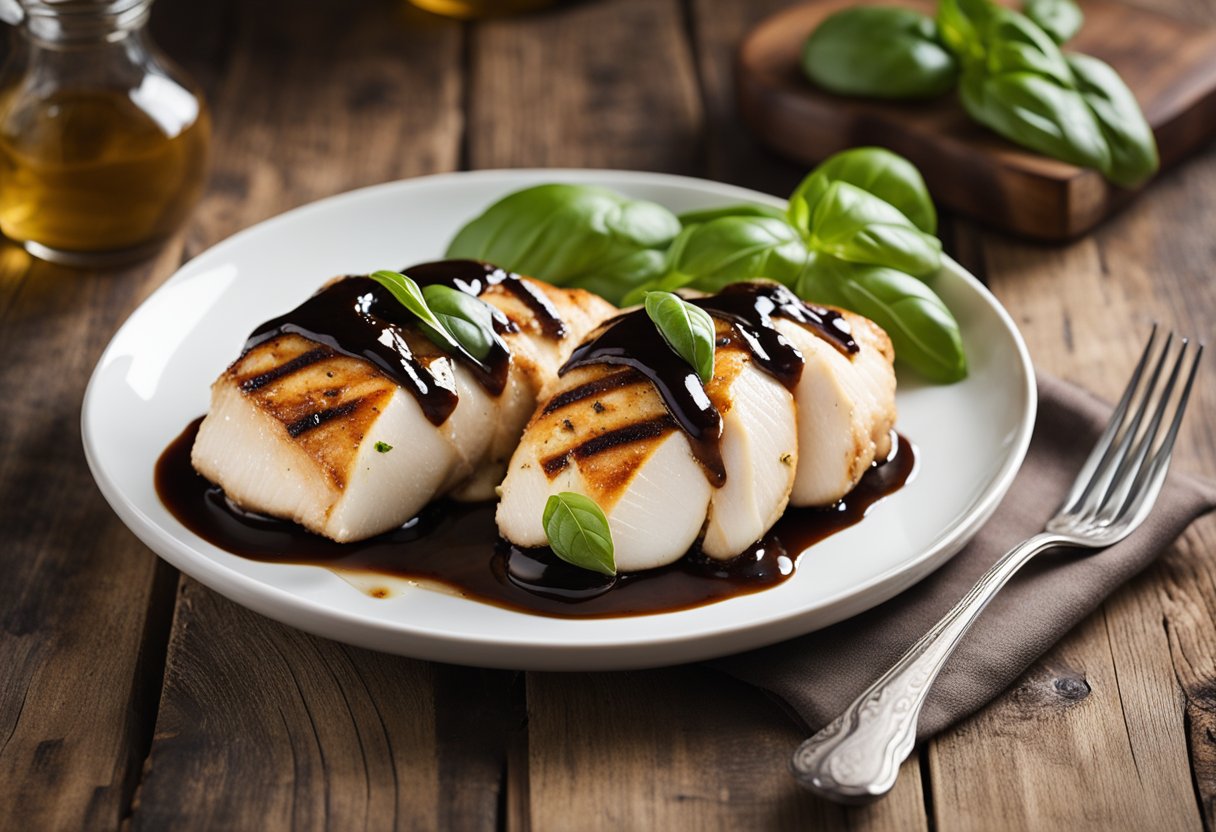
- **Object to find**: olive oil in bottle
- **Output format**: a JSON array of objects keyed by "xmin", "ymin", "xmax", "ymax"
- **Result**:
[{"xmin": 0, "ymin": 0, "xmax": 210, "ymax": 266}]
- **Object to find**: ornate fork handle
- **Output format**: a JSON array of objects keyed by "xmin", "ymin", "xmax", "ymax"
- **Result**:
[{"xmin": 792, "ymin": 531, "xmax": 1076, "ymax": 803}]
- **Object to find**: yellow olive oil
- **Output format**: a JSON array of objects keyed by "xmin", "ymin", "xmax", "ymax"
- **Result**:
[
  {"xmin": 0, "ymin": 88, "xmax": 210, "ymax": 258},
  {"xmin": 408, "ymin": 0, "xmax": 557, "ymax": 19}
]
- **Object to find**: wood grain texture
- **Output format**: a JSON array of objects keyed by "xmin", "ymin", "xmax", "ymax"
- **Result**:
[
  {"xmin": 736, "ymin": 0, "xmax": 1216, "ymax": 240},
  {"xmin": 686, "ymin": 0, "xmax": 807, "ymax": 195},
  {"xmin": 466, "ymin": 0, "xmax": 703, "ymax": 171},
  {"xmin": 0, "ymin": 0, "xmax": 232, "ymax": 825},
  {"xmin": 183, "ymin": 0, "xmax": 464, "ymax": 252},
  {"xmin": 131, "ymin": 583, "xmax": 441, "ymax": 831},
  {"xmin": 125, "ymin": 1, "xmax": 509, "ymax": 829},
  {"xmin": 0, "ymin": 242, "xmax": 185, "ymax": 832},
  {"xmin": 522, "ymin": 668, "xmax": 928, "ymax": 832}
]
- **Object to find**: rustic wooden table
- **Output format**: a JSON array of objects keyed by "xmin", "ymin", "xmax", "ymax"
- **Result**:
[{"xmin": 1, "ymin": 0, "xmax": 1214, "ymax": 828}]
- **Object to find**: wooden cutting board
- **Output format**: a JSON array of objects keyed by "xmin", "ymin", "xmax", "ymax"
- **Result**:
[{"xmin": 737, "ymin": 0, "xmax": 1216, "ymax": 240}]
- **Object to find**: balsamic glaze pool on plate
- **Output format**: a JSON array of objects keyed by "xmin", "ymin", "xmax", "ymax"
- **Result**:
[{"xmin": 155, "ymin": 419, "xmax": 916, "ymax": 619}]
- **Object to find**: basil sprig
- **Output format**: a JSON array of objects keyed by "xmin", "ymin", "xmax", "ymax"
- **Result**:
[
  {"xmin": 543, "ymin": 492, "xmax": 616, "ymax": 576},
  {"xmin": 802, "ymin": 181, "xmax": 941, "ymax": 277},
  {"xmin": 644, "ymin": 291, "xmax": 716, "ymax": 384},
  {"xmin": 369, "ymin": 270, "xmax": 498, "ymax": 365},
  {"xmin": 422, "ymin": 283, "xmax": 498, "ymax": 361}
]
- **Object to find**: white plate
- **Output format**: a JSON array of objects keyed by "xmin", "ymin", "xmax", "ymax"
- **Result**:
[{"xmin": 83, "ymin": 169, "xmax": 1035, "ymax": 671}]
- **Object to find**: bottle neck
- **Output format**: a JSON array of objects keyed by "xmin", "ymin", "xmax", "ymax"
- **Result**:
[{"xmin": 20, "ymin": 0, "xmax": 152, "ymax": 48}]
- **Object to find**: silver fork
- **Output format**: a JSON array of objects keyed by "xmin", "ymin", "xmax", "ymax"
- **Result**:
[{"xmin": 792, "ymin": 328, "xmax": 1203, "ymax": 805}]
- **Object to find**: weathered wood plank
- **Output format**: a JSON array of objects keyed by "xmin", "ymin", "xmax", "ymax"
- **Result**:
[
  {"xmin": 0, "ymin": 243, "xmax": 186, "ymax": 832},
  {"xmin": 466, "ymin": 0, "xmax": 702, "ymax": 172},
  {"xmin": 523, "ymin": 668, "xmax": 927, "ymax": 831},
  {"xmin": 0, "ymin": 0, "xmax": 235, "ymax": 825},
  {"xmin": 126, "ymin": 1, "xmax": 500, "ymax": 828},
  {"xmin": 131, "ymin": 583, "xmax": 441, "ymax": 831},
  {"xmin": 686, "ymin": 0, "xmax": 806, "ymax": 195},
  {"xmin": 1159, "ymin": 519, "xmax": 1216, "ymax": 828},
  {"xmin": 184, "ymin": 0, "xmax": 465, "ymax": 249}
]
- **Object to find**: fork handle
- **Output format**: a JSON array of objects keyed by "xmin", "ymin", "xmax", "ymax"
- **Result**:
[{"xmin": 791, "ymin": 531, "xmax": 1073, "ymax": 804}]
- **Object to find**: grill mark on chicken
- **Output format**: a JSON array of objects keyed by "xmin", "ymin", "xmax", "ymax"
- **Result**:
[
  {"xmin": 541, "ymin": 369, "xmax": 646, "ymax": 415},
  {"xmin": 499, "ymin": 277, "xmax": 568, "ymax": 339},
  {"xmin": 286, "ymin": 399, "xmax": 363, "ymax": 438},
  {"xmin": 238, "ymin": 347, "xmax": 332, "ymax": 392},
  {"xmin": 541, "ymin": 415, "xmax": 675, "ymax": 476}
]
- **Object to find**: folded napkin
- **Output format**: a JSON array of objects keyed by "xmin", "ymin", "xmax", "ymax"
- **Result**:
[{"xmin": 712, "ymin": 374, "xmax": 1216, "ymax": 741}]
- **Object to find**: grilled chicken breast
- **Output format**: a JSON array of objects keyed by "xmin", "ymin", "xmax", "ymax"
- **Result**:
[
  {"xmin": 496, "ymin": 289, "xmax": 897, "ymax": 570},
  {"xmin": 496, "ymin": 316, "xmax": 800, "ymax": 569},
  {"xmin": 775, "ymin": 313, "xmax": 897, "ymax": 507},
  {"xmin": 492, "ymin": 365, "xmax": 715, "ymax": 572},
  {"xmin": 191, "ymin": 273, "xmax": 613, "ymax": 543}
]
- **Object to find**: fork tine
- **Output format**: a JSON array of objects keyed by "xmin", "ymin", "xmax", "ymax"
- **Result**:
[
  {"xmin": 1062, "ymin": 327, "xmax": 1162, "ymax": 516},
  {"xmin": 1117, "ymin": 343, "xmax": 1204, "ymax": 526},
  {"xmin": 1098, "ymin": 339, "xmax": 1190, "ymax": 523}
]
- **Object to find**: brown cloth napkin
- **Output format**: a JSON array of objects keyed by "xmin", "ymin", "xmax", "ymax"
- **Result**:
[{"xmin": 712, "ymin": 374, "xmax": 1216, "ymax": 741}]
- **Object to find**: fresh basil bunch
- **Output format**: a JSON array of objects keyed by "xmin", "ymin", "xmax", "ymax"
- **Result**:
[
  {"xmin": 787, "ymin": 150, "xmax": 963, "ymax": 383},
  {"xmin": 801, "ymin": 0, "xmax": 1158, "ymax": 188},
  {"xmin": 802, "ymin": 6, "xmax": 958, "ymax": 99},
  {"xmin": 445, "ymin": 184, "xmax": 681, "ymax": 305},
  {"xmin": 949, "ymin": 2, "xmax": 1158, "ymax": 187},
  {"xmin": 624, "ymin": 148, "xmax": 966, "ymax": 382},
  {"xmin": 445, "ymin": 149, "xmax": 967, "ymax": 383}
]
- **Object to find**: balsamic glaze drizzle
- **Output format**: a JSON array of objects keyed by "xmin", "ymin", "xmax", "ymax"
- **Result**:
[
  {"xmin": 242, "ymin": 260, "xmax": 563, "ymax": 426},
  {"xmin": 561, "ymin": 281, "xmax": 859, "ymax": 483}
]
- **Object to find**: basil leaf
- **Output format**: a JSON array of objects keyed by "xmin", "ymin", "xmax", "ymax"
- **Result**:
[
  {"xmin": 421, "ymin": 284, "xmax": 498, "ymax": 361},
  {"xmin": 802, "ymin": 6, "xmax": 958, "ymax": 100},
  {"xmin": 789, "ymin": 147, "xmax": 937, "ymax": 235},
  {"xmin": 1065, "ymin": 53, "xmax": 1158, "ymax": 188},
  {"xmin": 543, "ymin": 492, "xmax": 616, "ymax": 576},
  {"xmin": 1023, "ymin": 0, "xmax": 1082, "ymax": 44},
  {"xmin": 801, "ymin": 257, "xmax": 967, "ymax": 383},
  {"xmin": 960, "ymin": 69, "xmax": 1111, "ymax": 172},
  {"xmin": 644, "ymin": 291, "xmax": 716, "ymax": 384},
  {"xmin": 369, "ymin": 270, "xmax": 464, "ymax": 355},
  {"xmin": 937, "ymin": 0, "xmax": 996, "ymax": 64},
  {"xmin": 981, "ymin": 9, "xmax": 1073, "ymax": 86},
  {"xmin": 677, "ymin": 203, "xmax": 786, "ymax": 226},
  {"xmin": 658, "ymin": 216, "xmax": 815, "ymax": 293},
  {"xmin": 445, "ymin": 184, "xmax": 680, "ymax": 304},
  {"xmin": 806, "ymin": 181, "xmax": 941, "ymax": 278}
]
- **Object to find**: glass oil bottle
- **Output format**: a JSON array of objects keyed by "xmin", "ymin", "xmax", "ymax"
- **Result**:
[{"xmin": 0, "ymin": 0, "xmax": 210, "ymax": 265}]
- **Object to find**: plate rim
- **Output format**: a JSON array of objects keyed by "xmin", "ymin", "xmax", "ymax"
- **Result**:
[{"xmin": 82, "ymin": 167, "xmax": 1037, "ymax": 669}]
